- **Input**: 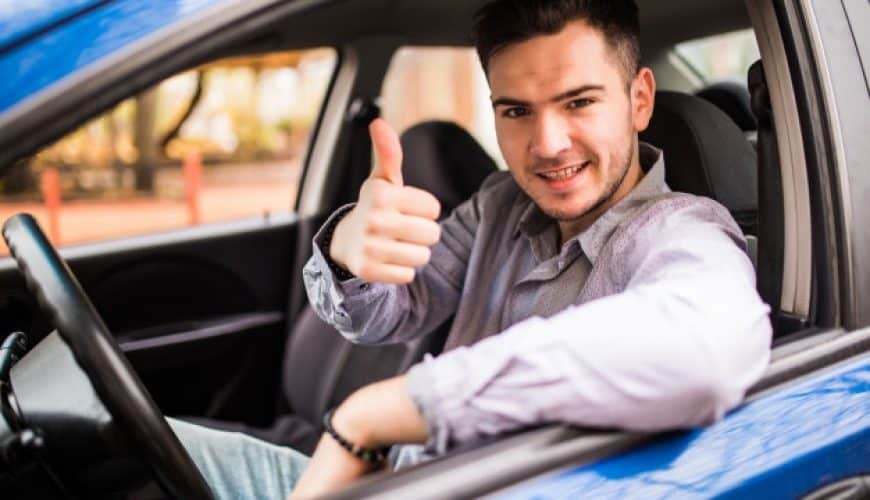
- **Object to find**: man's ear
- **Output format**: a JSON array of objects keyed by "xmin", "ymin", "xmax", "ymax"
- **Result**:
[{"xmin": 632, "ymin": 67, "xmax": 656, "ymax": 132}]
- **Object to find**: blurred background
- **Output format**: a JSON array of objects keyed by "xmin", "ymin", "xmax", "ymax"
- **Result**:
[{"xmin": 0, "ymin": 28, "xmax": 757, "ymax": 253}]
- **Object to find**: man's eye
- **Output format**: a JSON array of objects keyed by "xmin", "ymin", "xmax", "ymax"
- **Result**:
[
  {"xmin": 567, "ymin": 98, "xmax": 593, "ymax": 109},
  {"xmin": 502, "ymin": 107, "xmax": 530, "ymax": 118}
]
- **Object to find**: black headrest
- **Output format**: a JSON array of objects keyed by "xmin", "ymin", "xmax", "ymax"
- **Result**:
[
  {"xmin": 696, "ymin": 81, "xmax": 757, "ymax": 132},
  {"xmin": 399, "ymin": 121, "xmax": 498, "ymax": 216},
  {"xmin": 640, "ymin": 91, "xmax": 757, "ymax": 230}
]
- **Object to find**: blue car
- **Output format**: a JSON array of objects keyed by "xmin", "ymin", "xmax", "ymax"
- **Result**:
[{"xmin": 0, "ymin": 0, "xmax": 867, "ymax": 498}]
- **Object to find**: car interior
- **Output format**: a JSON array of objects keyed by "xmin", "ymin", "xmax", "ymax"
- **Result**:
[{"xmin": 0, "ymin": 0, "xmax": 856, "ymax": 498}]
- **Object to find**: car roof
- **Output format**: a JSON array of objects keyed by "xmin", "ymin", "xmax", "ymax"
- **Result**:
[
  {"xmin": 272, "ymin": 0, "xmax": 749, "ymax": 51},
  {"xmin": 0, "ymin": 0, "xmax": 105, "ymax": 51},
  {"xmin": 0, "ymin": 0, "xmax": 750, "ymax": 139},
  {"xmin": 0, "ymin": 0, "xmax": 233, "ymax": 114}
]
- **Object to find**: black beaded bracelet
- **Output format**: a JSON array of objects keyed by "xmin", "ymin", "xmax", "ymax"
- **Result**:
[{"xmin": 322, "ymin": 408, "xmax": 390, "ymax": 465}]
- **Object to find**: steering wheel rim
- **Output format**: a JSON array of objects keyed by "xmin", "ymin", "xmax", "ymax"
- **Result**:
[{"xmin": 2, "ymin": 213, "xmax": 213, "ymax": 499}]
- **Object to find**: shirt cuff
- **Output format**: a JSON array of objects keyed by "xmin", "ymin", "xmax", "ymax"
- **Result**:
[
  {"xmin": 406, "ymin": 355, "xmax": 450, "ymax": 455},
  {"xmin": 305, "ymin": 204, "xmax": 394, "ymax": 338},
  {"xmin": 310, "ymin": 207, "xmax": 379, "ymax": 296},
  {"xmin": 404, "ymin": 317, "xmax": 550, "ymax": 453},
  {"xmin": 313, "ymin": 203, "xmax": 357, "ymax": 282},
  {"xmin": 406, "ymin": 348, "xmax": 481, "ymax": 454}
]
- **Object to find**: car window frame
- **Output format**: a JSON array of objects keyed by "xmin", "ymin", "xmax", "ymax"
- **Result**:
[
  {"xmin": 0, "ymin": 0, "xmax": 343, "ymax": 175},
  {"xmin": 0, "ymin": 1, "xmax": 346, "ymax": 254},
  {"xmin": 799, "ymin": 0, "xmax": 870, "ymax": 328}
]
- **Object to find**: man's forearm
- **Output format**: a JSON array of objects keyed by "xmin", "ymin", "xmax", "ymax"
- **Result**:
[
  {"xmin": 289, "ymin": 376, "xmax": 427, "ymax": 499},
  {"xmin": 334, "ymin": 376, "xmax": 429, "ymax": 447}
]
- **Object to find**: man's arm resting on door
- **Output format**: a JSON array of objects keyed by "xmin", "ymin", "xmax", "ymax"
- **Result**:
[
  {"xmin": 405, "ymin": 212, "xmax": 772, "ymax": 452},
  {"xmin": 289, "ymin": 376, "xmax": 426, "ymax": 499}
]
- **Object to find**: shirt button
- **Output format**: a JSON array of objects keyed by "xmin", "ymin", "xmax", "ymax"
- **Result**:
[{"xmin": 359, "ymin": 283, "xmax": 369, "ymax": 291}]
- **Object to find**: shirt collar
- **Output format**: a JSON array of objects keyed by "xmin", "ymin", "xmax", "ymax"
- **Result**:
[{"xmin": 514, "ymin": 142, "xmax": 670, "ymax": 264}]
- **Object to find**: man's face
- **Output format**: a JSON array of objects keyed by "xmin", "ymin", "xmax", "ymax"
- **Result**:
[{"xmin": 488, "ymin": 20, "xmax": 654, "ymax": 226}]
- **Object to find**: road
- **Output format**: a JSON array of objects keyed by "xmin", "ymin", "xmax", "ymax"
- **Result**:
[{"xmin": 0, "ymin": 162, "xmax": 300, "ymax": 254}]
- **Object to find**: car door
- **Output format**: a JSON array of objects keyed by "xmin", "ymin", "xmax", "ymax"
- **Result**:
[{"xmin": 0, "ymin": 1, "xmax": 342, "ymax": 426}]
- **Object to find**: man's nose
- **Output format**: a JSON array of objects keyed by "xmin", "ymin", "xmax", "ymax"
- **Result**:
[{"xmin": 529, "ymin": 113, "xmax": 572, "ymax": 159}]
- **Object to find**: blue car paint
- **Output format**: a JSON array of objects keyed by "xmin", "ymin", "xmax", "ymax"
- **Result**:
[
  {"xmin": 0, "ymin": 0, "xmax": 107, "ymax": 51},
  {"xmin": 0, "ymin": 0, "xmax": 229, "ymax": 114},
  {"xmin": 494, "ymin": 356, "xmax": 870, "ymax": 499}
]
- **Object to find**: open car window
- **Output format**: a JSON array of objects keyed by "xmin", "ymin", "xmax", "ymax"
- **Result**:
[
  {"xmin": 381, "ymin": 47, "xmax": 506, "ymax": 169},
  {"xmin": 0, "ymin": 48, "xmax": 336, "ymax": 254},
  {"xmin": 674, "ymin": 28, "xmax": 760, "ymax": 85}
]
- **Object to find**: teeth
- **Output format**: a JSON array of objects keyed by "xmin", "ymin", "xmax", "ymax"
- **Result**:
[{"xmin": 540, "ymin": 164, "xmax": 583, "ymax": 181}]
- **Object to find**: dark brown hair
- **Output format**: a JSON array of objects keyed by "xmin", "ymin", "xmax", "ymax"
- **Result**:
[{"xmin": 472, "ymin": 0, "xmax": 641, "ymax": 84}]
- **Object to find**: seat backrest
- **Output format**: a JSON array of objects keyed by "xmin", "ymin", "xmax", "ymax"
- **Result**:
[
  {"xmin": 640, "ymin": 90, "xmax": 758, "ymax": 237},
  {"xmin": 281, "ymin": 120, "xmax": 498, "ymax": 434},
  {"xmin": 400, "ymin": 120, "xmax": 499, "ymax": 211},
  {"xmin": 696, "ymin": 81, "xmax": 758, "ymax": 132}
]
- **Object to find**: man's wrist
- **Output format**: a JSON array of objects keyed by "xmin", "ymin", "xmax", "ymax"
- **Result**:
[
  {"xmin": 330, "ymin": 376, "xmax": 429, "ymax": 450},
  {"xmin": 320, "ymin": 207, "xmax": 356, "ymax": 281},
  {"xmin": 327, "ymin": 213, "xmax": 351, "ymax": 269},
  {"xmin": 332, "ymin": 392, "xmax": 378, "ymax": 448},
  {"xmin": 323, "ymin": 408, "xmax": 390, "ymax": 465}
]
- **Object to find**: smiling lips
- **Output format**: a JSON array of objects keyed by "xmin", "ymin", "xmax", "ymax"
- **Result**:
[{"xmin": 536, "ymin": 161, "xmax": 590, "ymax": 181}]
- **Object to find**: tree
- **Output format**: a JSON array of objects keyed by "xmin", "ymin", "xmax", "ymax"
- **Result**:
[{"xmin": 133, "ymin": 89, "xmax": 159, "ymax": 192}]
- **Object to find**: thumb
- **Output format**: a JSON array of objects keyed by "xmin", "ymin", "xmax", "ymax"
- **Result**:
[{"xmin": 369, "ymin": 118, "xmax": 403, "ymax": 185}]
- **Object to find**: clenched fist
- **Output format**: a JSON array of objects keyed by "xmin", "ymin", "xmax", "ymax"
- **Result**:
[{"xmin": 329, "ymin": 119, "xmax": 442, "ymax": 284}]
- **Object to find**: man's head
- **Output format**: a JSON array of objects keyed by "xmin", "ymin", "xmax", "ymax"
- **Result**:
[{"xmin": 473, "ymin": 0, "xmax": 655, "ymax": 238}]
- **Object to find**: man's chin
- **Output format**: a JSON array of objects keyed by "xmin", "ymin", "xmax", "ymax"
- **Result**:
[{"xmin": 538, "ymin": 203, "xmax": 593, "ymax": 223}]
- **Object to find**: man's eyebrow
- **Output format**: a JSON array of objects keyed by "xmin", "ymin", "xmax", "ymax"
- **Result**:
[
  {"xmin": 491, "ymin": 97, "xmax": 530, "ymax": 108},
  {"xmin": 491, "ymin": 84, "xmax": 606, "ymax": 108},
  {"xmin": 551, "ymin": 84, "xmax": 605, "ymax": 102}
]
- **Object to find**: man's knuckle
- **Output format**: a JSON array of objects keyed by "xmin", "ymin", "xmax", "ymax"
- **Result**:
[
  {"xmin": 357, "ymin": 261, "xmax": 375, "ymax": 278},
  {"xmin": 365, "ymin": 213, "xmax": 387, "ymax": 235},
  {"xmin": 398, "ymin": 267, "xmax": 415, "ymax": 283},
  {"xmin": 361, "ymin": 239, "xmax": 378, "ymax": 258},
  {"xmin": 427, "ymin": 223, "xmax": 442, "ymax": 244},
  {"xmin": 370, "ymin": 187, "xmax": 394, "ymax": 209},
  {"xmin": 418, "ymin": 246, "xmax": 432, "ymax": 264}
]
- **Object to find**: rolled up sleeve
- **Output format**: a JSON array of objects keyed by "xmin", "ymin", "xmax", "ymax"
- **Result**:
[{"xmin": 407, "ymin": 207, "xmax": 772, "ymax": 452}]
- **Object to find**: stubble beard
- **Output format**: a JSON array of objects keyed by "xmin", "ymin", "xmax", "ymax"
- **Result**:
[{"xmin": 539, "ymin": 136, "xmax": 636, "ymax": 223}]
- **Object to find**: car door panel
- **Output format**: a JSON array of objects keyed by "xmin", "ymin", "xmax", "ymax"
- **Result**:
[
  {"xmin": 0, "ymin": 214, "xmax": 306, "ymax": 424},
  {"xmin": 484, "ymin": 349, "xmax": 870, "ymax": 500}
]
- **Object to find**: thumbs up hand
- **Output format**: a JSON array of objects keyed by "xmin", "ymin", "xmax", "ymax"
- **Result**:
[{"xmin": 329, "ymin": 119, "xmax": 442, "ymax": 284}]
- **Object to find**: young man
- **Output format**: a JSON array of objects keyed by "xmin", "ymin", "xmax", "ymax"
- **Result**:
[{"xmin": 171, "ymin": 0, "xmax": 771, "ymax": 498}]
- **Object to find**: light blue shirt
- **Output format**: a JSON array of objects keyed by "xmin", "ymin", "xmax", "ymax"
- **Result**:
[{"xmin": 303, "ymin": 143, "xmax": 771, "ymax": 466}]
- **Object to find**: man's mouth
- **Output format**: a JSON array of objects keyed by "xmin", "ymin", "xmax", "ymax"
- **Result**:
[{"xmin": 536, "ymin": 161, "xmax": 590, "ymax": 181}]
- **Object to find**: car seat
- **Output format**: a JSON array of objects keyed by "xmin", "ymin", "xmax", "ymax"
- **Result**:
[
  {"xmin": 696, "ymin": 81, "xmax": 759, "ymax": 147},
  {"xmin": 640, "ymin": 91, "xmax": 758, "ymax": 239},
  {"xmin": 188, "ymin": 121, "xmax": 498, "ymax": 454}
]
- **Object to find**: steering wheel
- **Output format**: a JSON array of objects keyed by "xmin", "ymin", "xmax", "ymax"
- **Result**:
[{"xmin": 2, "ymin": 214, "xmax": 213, "ymax": 499}]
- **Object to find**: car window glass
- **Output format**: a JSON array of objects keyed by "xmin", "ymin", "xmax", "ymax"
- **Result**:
[
  {"xmin": 381, "ymin": 47, "xmax": 507, "ymax": 168},
  {"xmin": 0, "ymin": 48, "xmax": 337, "ymax": 254},
  {"xmin": 675, "ymin": 28, "xmax": 760, "ymax": 84}
]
